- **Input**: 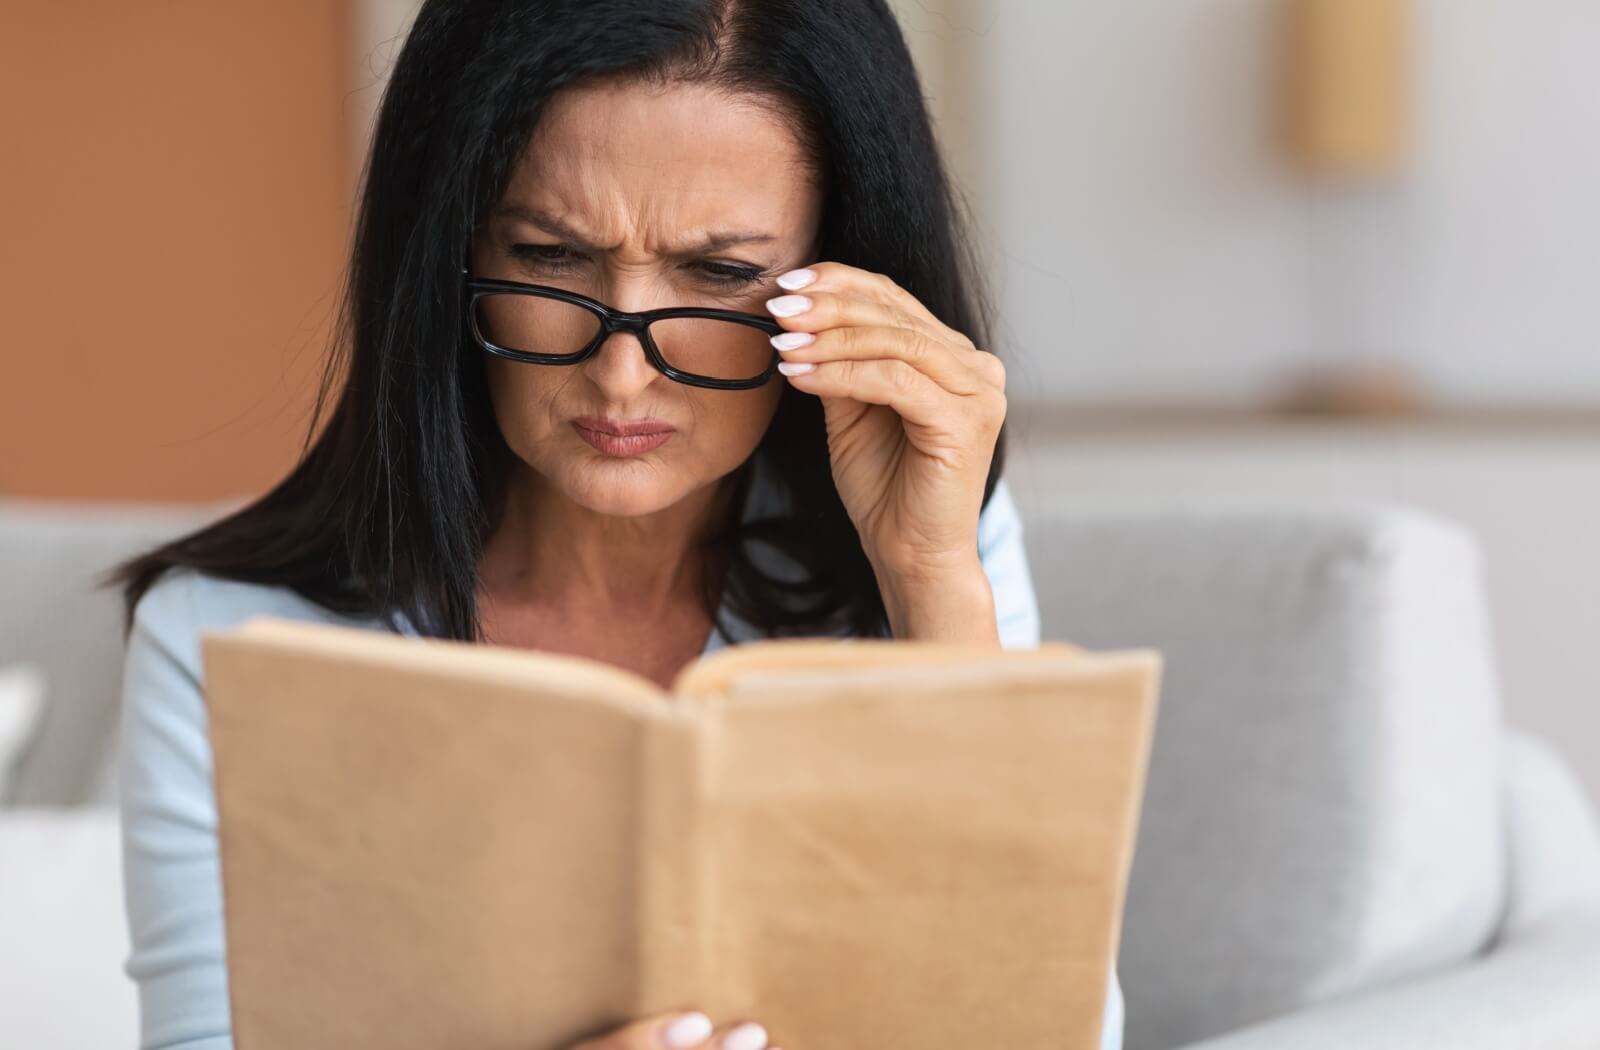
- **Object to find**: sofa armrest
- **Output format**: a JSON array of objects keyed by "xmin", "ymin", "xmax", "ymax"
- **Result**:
[
  {"xmin": 1173, "ymin": 912, "xmax": 1600, "ymax": 1050},
  {"xmin": 1173, "ymin": 730, "xmax": 1600, "ymax": 1050}
]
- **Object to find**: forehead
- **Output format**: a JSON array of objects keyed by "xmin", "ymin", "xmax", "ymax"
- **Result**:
[{"xmin": 498, "ymin": 78, "xmax": 819, "ymax": 243}]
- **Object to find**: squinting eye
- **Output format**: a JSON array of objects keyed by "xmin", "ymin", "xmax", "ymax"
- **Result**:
[
  {"xmin": 698, "ymin": 262, "xmax": 765, "ymax": 286},
  {"xmin": 509, "ymin": 244, "xmax": 763, "ymax": 287},
  {"xmin": 509, "ymin": 244, "xmax": 580, "ymax": 266}
]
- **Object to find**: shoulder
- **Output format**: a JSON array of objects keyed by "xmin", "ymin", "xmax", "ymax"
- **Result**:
[
  {"xmin": 119, "ymin": 568, "xmax": 384, "ymax": 807},
  {"xmin": 128, "ymin": 568, "xmax": 379, "ymax": 685},
  {"xmin": 132, "ymin": 567, "xmax": 339, "ymax": 651}
]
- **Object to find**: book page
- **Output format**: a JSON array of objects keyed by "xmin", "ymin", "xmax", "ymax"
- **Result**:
[
  {"xmin": 671, "ymin": 636, "xmax": 1088, "ymax": 699},
  {"xmin": 652, "ymin": 648, "xmax": 1161, "ymax": 1050},
  {"xmin": 201, "ymin": 616, "xmax": 692, "ymax": 1050},
  {"xmin": 226, "ymin": 615, "xmax": 669, "ymax": 709}
]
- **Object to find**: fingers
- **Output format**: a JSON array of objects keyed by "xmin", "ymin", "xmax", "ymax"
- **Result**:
[
  {"xmin": 766, "ymin": 261, "xmax": 969, "ymax": 353},
  {"xmin": 568, "ymin": 1009, "xmax": 781, "ymax": 1050},
  {"xmin": 765, "ymin": 286, "xmax": 927, "ymax": 343},
  {"xmin": 771, "ymin": 324, "xmax": 992, "ymax": 397},
  {"xmin": 765, "ymin": 262, "xmax": 998, "ymax": 401},
  {"xmin": 781, "ymin": 355, "xmax": 945, "ymax": 427},
  {"xmin": 785, "ymin": 352, "xmax": 1008, "ymax": 437},
  {"xmin": 777, "ymin": 260, "xmax": 952, "ymax": 337}
]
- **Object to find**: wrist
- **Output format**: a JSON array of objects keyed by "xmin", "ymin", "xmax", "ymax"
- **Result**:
[{"xmin": 874, "ymin": 556, "xmax": 998, "ymax": 644}]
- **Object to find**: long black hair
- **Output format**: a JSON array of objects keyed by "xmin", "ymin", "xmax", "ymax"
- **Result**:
[{"xmin": 107, "ymin": 0, "xmax": 1008, "ymax": 644}]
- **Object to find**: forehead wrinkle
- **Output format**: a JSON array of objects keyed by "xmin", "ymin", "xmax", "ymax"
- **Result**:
[
  {"xmin": 501, "ymin": 82, "xmax": 817, "ymax": 262},
  {"xmin": 499, "ymin": 186, "xmax": 785, "ymax": 260}
]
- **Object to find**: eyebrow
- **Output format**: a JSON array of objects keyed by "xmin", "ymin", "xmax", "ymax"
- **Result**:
[{"xmin": 492, "ymin": 203, "xmax": 778, "ymax": 257}]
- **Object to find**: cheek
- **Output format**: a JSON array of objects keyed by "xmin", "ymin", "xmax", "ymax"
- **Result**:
[
  {"xmin": 688, "ymin": 382, "xmax": 784, "ymax": 457},
  {"xmin": 485, "ymin": 359, "xmax": 563, "ymax": 450}
]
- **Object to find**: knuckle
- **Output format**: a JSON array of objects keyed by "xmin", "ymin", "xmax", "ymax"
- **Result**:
[
  {"xmin": 981, "ymin": 351, "xmax": 1006, "ymax": 385},
  {"xmin": 872, "ymin": 267, "xmax": 907, "ymax": 294},
  {"xmin": 898, "ymin": 328, "xmax": 929, "ymax": 361}
]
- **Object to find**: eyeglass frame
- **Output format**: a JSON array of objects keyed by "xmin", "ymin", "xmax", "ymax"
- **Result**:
[{"xmin": 460, "ymin": 267, "xmax": 785, "ymax": 390}]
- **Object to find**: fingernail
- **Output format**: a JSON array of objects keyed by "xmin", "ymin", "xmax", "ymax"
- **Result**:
[
  {"xmin": 777, "ymin": 361, "xmax": 816, "ymax": 376},
  {"xmin": 765, "ymin": 294, "xmax": 812, "ymax": 317},
  {"xmin": 720, "ymin": 1021, "xmax": 769, "ymax": 1050},
  {"xmin": 661, "ymin": 1011, "xmax": 714, "ymax": 1049},
  {"xmin": 776, "ymin": 268, "xmax": 817, "ymax": 290},
  {"xmin": 771, "ymin": 331, "xmax": 815, "ymax": 352}
]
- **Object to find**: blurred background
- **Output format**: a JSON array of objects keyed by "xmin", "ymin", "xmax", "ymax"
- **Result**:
[{"xmin": 2, "ymin": 1, "xmax": 1597, "ymax": 790}]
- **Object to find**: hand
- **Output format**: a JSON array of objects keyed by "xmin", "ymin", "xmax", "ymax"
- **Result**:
[
  {"xmin": 565, "ymin": 1008, "xmax": 781, "ymax": 1050},
  {"xmin": 764, "ymin": 262, "xmax": 1007, "ymax": 584}
]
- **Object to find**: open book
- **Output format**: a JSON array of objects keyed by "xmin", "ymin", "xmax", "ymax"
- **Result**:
[{"xmin": 200, "ymin": 616, "xmax": 1162, "ymax": 1050}]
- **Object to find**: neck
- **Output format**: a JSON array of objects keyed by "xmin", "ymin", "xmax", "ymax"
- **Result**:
[{"xmin": 478, "ymin": 465, "xmax": 740, "ymax": 617}]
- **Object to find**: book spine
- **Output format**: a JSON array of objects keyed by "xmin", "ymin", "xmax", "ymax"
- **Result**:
[{"xmin": 633, "ymin": 710, "xmax": 716, "ymax": 1014}]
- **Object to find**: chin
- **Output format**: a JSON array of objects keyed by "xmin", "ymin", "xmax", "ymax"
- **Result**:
[{"xmin": 559, "ymin": 460, "xmax": 686, "ymax": 518}]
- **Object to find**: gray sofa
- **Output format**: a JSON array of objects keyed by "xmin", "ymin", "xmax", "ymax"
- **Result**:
[{"xmin": 2, "ymin": 495, "xmax": 1597, "ymax": 1050}]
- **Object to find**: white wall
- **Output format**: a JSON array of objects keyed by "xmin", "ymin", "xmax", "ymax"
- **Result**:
[{"xmin": 915, "ymin": 0, "xmax": 1600, "ymax": 407}]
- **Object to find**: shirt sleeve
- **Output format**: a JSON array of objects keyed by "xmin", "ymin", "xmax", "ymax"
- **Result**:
[
  {"xmin": 977, "ymin": 477, "xmax": 1127, "ymax": 1050},
  {"xmin": 117, "ymin": 570, "xmax": 235, "ymax": 1050},
  {"xmin": 977, "ymin": 476, "xmax": 1042, "ymax": 649}
]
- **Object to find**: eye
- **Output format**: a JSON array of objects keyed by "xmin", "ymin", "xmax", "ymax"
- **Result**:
[
  {"xmin": 695, "ymin": 261, "xmax": 766, "ymax": 287},
  {"xmin": 508, "ymin": 244, "xmax": 765, "ymax": 287},
  {"xmin": 508, "ymin": 243, "xmax": 583, "ymax": 268}
]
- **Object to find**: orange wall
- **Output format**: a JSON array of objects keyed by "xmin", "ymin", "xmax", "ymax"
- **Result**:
[{"xmin": 1, "ymin": 2, "xmax": 353, "ymax": 502}]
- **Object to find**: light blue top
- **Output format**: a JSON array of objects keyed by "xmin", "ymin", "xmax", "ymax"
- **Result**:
[{"xmin": 117, "ymin": 475, "xmax": 1124, "ymax": 1050}]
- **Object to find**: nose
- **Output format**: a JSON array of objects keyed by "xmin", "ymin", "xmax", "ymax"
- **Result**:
[{"xmin": 580, "ymin": 320, "xmax": 663, "ymax": 398}]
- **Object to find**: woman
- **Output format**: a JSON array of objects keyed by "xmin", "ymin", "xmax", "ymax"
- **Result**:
[{"xmin": 110, "ymin": 2, "xmax": 1124, "ymax": 1048}]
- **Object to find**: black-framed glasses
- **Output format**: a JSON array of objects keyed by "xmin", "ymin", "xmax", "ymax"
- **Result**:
[{"xmin": 462, "ymin": 268, "xmax": 784, "ymax": 390}]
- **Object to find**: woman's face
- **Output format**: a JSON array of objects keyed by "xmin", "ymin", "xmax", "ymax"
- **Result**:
[{"xmin": 469, "ymin": 78, "xmax": 823, "ymax": 519}]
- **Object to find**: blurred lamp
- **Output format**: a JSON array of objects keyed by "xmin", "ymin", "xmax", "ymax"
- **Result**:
[
  {"xmin": 1284, "ymin": 0, "xmax": 1408, "ymax": 176},
  {"xmin": 1277, "ymin": 0, "xmax": 1421, "ymax": 418}
]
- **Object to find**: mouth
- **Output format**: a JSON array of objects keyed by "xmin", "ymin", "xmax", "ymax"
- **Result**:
[{"xmin": 570, "ymin": 416, "xmax": 675, "ymax": 458}]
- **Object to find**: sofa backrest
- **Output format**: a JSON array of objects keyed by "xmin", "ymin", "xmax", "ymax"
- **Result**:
[{"xmin": 1023, "ymin": 500, "xmax": 1507, "ymax": 1050}]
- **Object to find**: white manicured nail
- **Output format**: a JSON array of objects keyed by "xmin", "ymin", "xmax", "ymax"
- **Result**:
[
  {"xmin": 765, "ymin": 295, "xmax": 812, "ymax": 317},
  {"xmin": 777, "ymin": 361, "xmax": 816, "ymax": 376},
  {"xmin": 771, "ymin": 331, "xmax": 815, "ymax": 352},
  {"xmin": 720, "ymin": 1021, "xmax": 768, "ymax": 1050},
  {"xmin": 776, "ymin": 268, "xmax": 817, "ymax": 290},
  {"xmin": 661, "ymin": 1011, "xmax": 714, "ymax": 1048}
]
